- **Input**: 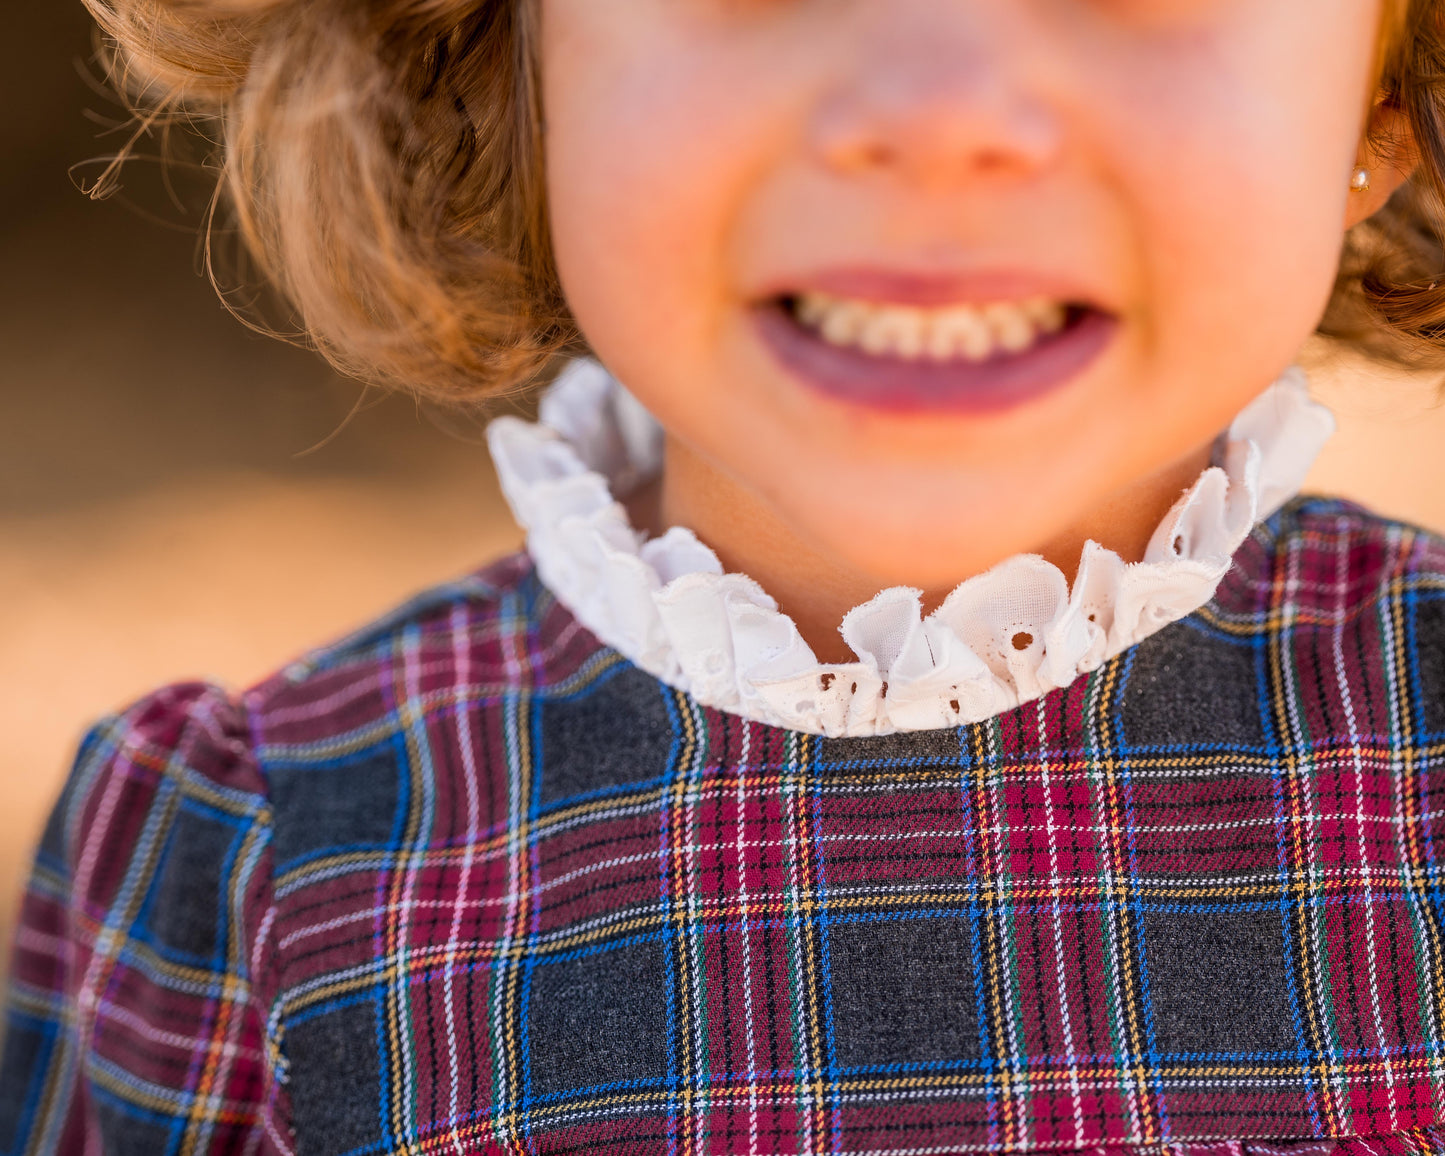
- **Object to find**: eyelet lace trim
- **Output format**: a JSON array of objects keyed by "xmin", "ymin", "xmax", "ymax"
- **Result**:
[{"xmin": 487, "ymin": 359, "xmax": 1335, "ymax": 737}]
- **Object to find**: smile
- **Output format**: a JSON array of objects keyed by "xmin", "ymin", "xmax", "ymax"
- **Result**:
[
  {"xmin": 794, "ymin": 292, "xmax": 1068, "ymax": 361},
  {"xmin": 753, "ymin": 290, "xmax": 1119, "ymax": 416}
]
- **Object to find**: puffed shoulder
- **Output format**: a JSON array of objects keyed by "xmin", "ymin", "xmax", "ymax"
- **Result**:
[
  {"xmin": 36, "ymin": 680, "xmax": 269, "ymax": 925},
  {"xmin": 0, "ymin": 681, "xmax": 287, "ymax": 1156},
  {"xmin": 83, "ymin": 679, "xmax": 261, "ymax": 791}
]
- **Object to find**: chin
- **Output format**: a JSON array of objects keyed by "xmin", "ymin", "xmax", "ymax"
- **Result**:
[
  {"xmin": 767, "ymin": 460, "xmax": 1075, "ymax": 592},
  {"xmin": 803, "ymin": 517, "xmax": 1037, "ymax": 593}
]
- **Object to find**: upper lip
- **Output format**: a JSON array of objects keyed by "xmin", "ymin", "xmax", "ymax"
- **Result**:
[{"xmin": 755, "ymin": 267, "xmax": 1111, "ymax": 311}]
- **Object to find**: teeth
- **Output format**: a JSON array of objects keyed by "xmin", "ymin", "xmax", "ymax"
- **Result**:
[
  {"xmin": 819, "ymin": 300, "xmax": 868, "ymax": 345},
  {"xmin": 1023, "ymin": 299, "xmax": 1067, "ymax": 334},
  {"xmin": 860, "ymin": 308, "xmax": 926, "ymax": 359},
  {"xmin": 982, "ymin": 302, "xmax": 1038, "ymax": 354},
  {"xmin": 796, "ymin": 295, "xmax": 830, "ymax": 328},
  {"xmin": 929, "ymin": 308, "xmax": 993, "ymax": 362},
  {"xmin": 792, "ymin": 292, "xmax": 1073, "ymax": 362}
]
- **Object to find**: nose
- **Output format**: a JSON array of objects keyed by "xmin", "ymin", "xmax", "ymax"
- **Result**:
[{"xmin": 808, "ymin": 4, "xmax": 1065, "ymax": 187}]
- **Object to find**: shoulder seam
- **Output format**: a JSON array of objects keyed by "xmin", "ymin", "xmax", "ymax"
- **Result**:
[{"xmin": 263, "ymin": 557, "xmax": 532, "ymax": 689}]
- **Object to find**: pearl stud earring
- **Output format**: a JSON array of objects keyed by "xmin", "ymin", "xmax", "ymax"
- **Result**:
[{"xmin": 1351, "ymin": 167, "xmax": 1372, "ymax": 192}]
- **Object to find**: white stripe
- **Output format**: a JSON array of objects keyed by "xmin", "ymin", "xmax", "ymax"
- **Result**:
[
  {"xmin": 444, "ymin": 603, "xmax": 484, "ymax": 1153},
  {"xmin": 489, "ymin": 593, "xmax": 529, "ymax": 1144},
  {"xmin": 1277, "ymin": 534, "xmax": 1346, "ymax": 1122},
  {"xmin": 1035, "ymin": 698, "xmax": 1087, "ymax": 1143},
  {"xmin": 1329, "ymin": 519, "xmax": 1398, "ymax": 1124}
]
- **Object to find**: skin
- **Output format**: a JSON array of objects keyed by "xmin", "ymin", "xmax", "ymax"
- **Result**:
[{"xmin": 540, "ymin": 0, "xmax": 1415, "ymax": 662}]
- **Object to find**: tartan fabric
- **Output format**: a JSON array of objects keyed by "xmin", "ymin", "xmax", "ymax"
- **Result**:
[{"xmin": 8, "ymin": 494, "xmax": 1445, "ymax": 1155}]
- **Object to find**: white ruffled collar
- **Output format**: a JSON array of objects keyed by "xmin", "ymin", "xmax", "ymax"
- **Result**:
[{"xmin": 486, "ymin": 360, "xmax": 1335, "ymax": 737}]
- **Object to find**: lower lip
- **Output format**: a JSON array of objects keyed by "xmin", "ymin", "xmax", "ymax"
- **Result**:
[{"xmin": 751, "ymin": 300, "xmax": 1119, "ymax": 416}]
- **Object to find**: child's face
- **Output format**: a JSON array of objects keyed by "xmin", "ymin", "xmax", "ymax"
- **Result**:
[{"xmin": 542, "ymin": 0, "xmax": 1390, "ymax": 588}]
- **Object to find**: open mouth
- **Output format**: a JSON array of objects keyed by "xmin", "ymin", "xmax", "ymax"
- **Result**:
[{"xmin": 752, "ymin": 291, "xmax": 1118, "ymax": 415}]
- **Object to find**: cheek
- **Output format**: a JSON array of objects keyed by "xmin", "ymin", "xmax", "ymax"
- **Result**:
[
  {"xmin": 543, "ymin": 16, "xmax": 798, "ymax": 371},
  {"xmin": 1109, "ymin": 17, "xmax": 1366, "ymax": 367}
]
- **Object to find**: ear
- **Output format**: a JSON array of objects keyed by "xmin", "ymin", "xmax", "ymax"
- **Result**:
[{"xmin": 1345, "ymin": 97, "xmax": 1421, "ymax": 228}]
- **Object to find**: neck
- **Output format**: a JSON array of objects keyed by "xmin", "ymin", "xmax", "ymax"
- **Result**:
[{"xmin": 626, "ymin": 439, "xmax": 1216, "ymax": 664}]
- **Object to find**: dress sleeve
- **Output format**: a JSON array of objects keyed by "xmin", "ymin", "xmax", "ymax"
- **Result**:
[{"xmin": 0, "ymin": 683, "xmax": 291, "ymax": 1155}]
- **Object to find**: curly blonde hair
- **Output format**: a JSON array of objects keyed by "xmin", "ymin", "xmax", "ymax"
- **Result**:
[{"xmin": 84, "ymin": 0, "xmax": 1445, "ymax": 398}]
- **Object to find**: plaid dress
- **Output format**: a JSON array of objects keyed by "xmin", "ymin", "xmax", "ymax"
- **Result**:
[{"xmin": 6, "ymin": 494, "xmax": 1445, "ymax": 1155}]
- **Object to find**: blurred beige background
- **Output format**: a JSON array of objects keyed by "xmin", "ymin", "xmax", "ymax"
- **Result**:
[
  {"xmin": 0, "ymin": 1, "xmax": 529, "ymax": 965},
  {"xmin": 3, "ymin": 3, "xmax": 1445, "ymax": 978}
]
